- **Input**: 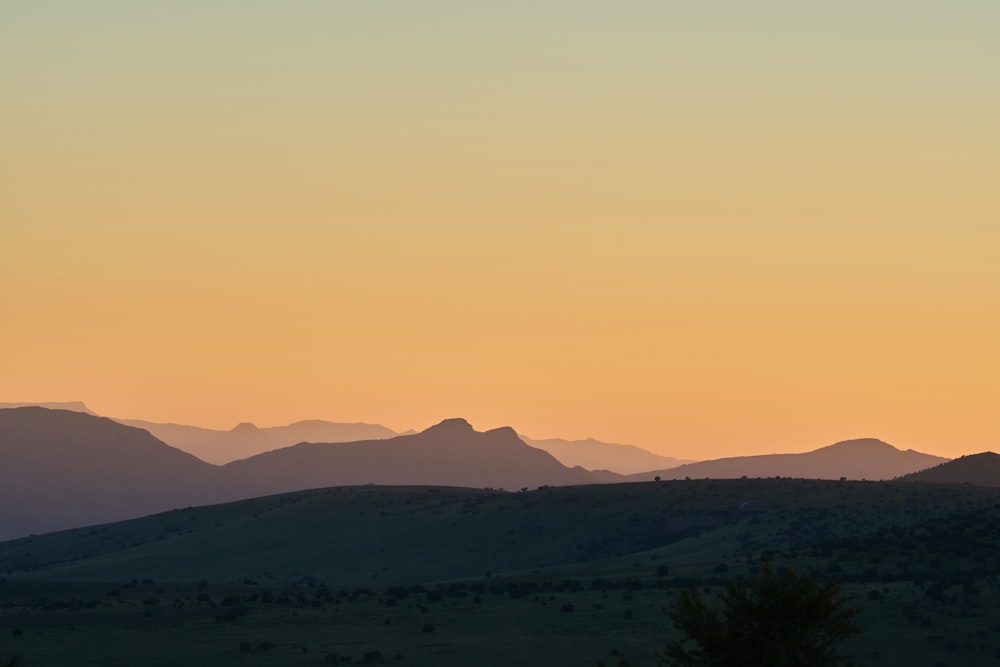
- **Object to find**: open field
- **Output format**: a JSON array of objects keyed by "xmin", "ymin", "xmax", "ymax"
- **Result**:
[{"xmin": 3, "ymin": 479, "xmax": 1000, "ymax": 665}]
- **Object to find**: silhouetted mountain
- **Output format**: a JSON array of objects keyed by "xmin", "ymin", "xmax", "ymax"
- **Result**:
[
  {"xmin": 0, "ymin": 407, "xmax": 228, "ymax": 540},
  {"xmin": 625, "ymin": 438, "xmax": 948, "ymax": 482},
  {"xmin": 223, "ymin": 418, "xmax": 602, "ymax": 494},
  {"xmin": 521, "ymin": 436, "xmax": 692, "ymax": 475},
  {"xmin": 117, "ymin": 418, "xmax": 399, "ymax": 464},
  {"xmin": 0, "ymin": 401, "xmax": 95, "ymax": 415},
  {"xmin": 0, "ymin": 410, "xmax": 605, "ymax": 540},
  {"xmin": 896, "ymin": 452, "xmax": 1000, "ymax": 487}
]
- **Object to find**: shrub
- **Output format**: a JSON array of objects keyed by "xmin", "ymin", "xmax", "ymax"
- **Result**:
[{"xmin": 661, "ymin": 566, "xmax": 860, "ymax": 666}]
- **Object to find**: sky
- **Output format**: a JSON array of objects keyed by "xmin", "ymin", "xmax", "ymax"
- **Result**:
[{"xmin": 2, "ymin": 2, "xmax": 998, "ymax": 460}]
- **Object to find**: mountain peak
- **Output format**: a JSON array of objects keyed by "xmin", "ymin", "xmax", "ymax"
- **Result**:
[
  {"xmin": 820, "ymin": 438, "xmax": 897, "ymax": 452},
  {"xmin": 231, "ymin": 422, "xmax": 258, "ymax": 433},
  {"xmin": 423, "ymin": 418, "xmax": 475, "ymax": 434}
]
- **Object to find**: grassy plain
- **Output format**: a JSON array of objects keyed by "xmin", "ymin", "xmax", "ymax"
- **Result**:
[{"xmin": 3, "ymin": 479, "xmax": 1000, "ymax": 665}]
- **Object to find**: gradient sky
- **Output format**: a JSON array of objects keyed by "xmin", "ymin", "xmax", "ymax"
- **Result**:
[{"xmin": 3, "ymin": 2, "xmax": 998, "ymax": 460}]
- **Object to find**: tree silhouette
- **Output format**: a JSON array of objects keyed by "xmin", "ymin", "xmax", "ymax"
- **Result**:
[{"xmin": 661, "ymin": 566, "xmax": 860, "ymax": 667}]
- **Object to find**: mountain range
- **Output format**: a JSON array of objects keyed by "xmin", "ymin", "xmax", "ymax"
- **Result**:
[
  {"xmin": 5, "ymin": 401, "xmax": 684, "ymax": 474},
  {"xmin": 118, "ymin": 417, "xmax": 399, "ymax": 465},
  {"xmin": 0, "ymin": 406, "xmax": 967, "ymax": 542},
  {"xmin": 0, "ymin": 408, "xmax": 599, "ymax": 540}
]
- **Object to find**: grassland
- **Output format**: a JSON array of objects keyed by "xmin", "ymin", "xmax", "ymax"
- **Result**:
[{"xmin": 3, "ymin": 479, "xmax": 1000, "ymax": 665}]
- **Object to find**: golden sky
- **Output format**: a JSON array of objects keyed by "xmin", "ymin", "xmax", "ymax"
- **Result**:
[{"xmin": 3, "ymin": 2, "xmax": 998, "ymax": 459}]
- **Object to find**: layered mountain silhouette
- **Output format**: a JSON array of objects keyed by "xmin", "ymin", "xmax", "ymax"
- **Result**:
[
  {"xmin": 0, "ymin": 401, "xmax": 95, "ymax": 415},
  {"xmin": 626, "ymin": 438, "xmax": 948, "ymax": 482},
  {"xmin": 117, "ymin": 418, "xmax": 399, "ymax": 465},
  {"xmin": 5, "ymin": 401, "xmax": 684, "ymax": 474},
  {"xmin": 0, "ymin": 409, "xmax": 602, "ymax": 540},
  {"xmin": 222, "ymin": 418, "xmax": 600, "ymax": 496},
  {"xmin": 520, "ymin": 436, "xmax": 692, "ymax": 475},
  {"xmin": 0, "ymin": 407, "xmax": 227, "ymax": 539},
  {"xmin": 897, "ymin": 452, "xmax": 1000, "ymax": 487}
]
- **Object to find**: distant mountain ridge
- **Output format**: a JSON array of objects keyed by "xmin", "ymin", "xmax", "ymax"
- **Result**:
[
  {"xmin": 0, "ymin": 408, "xmax": 604, "ymax": 540},
  {"xmin": 897, "ymin": 452, "xmax": 1000, "ymax": 487},
  {"xmin": 117, "ymin": 417, "xmax": 399, "ymax": 465},
  {"xmin": 222, "ymin": 418, "xmax": 600, "ymax": 495},
  {"xmin": 520, "ymin": 436, "xmax": 692, "ymax": 475},
  {"xmin": 0, "ymin": 407, "xmax": 229, "ymax": 539},
  {"xmin": 3, "ymin": 401, "xmax": 687, "ymax": 474},
  {"xmin": 626, "ymin": 438, "xmax": 948, "ymax": 482},
  {"xmin": 0, "ymin": 401, "xmax": 95, "ymax": 415}
]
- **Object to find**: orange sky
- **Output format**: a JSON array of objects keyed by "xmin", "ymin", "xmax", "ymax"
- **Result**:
[{"xmin": 3, "ymin": 3, "xmax": 998, "ymax": 460}]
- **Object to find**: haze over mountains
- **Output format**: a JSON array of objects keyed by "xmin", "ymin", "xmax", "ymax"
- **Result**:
[
  {"xmin": 0, "ymin": 408, "xmax": 226, "ymax": 539},
  {"xmin": 119, "ymin": 417, "xmax": 399, "ymax": 465},
  {"xmin": 627, "ymin": 438, "xmax": 949, "ymax": 482},
  {"xmin": 519, "ymin": 436, "xmax": 692, "ymax": 475},
  {"xmin": 0, "ymin": 408, "xmax": 600, "ymax": 540},
  {"xmin": 7, "ymin": 401, "xmax": 678, "ymax": 474},
  {"xmin": 0, "ymin": 405, "xmax": 977, "ymax": 542}
]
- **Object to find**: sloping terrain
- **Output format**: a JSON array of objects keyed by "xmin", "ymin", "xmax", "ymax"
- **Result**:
[
  {"xmin": 0, "ymin": 407, "xmax": 227, "ymax": 539},
  {"xmin": 4, "ymin": 478, "xmax": 1000, "ymax": 667},
  {"xmin": 629, "ymin": 438, "xmax": 948, "ymax": 481},
  {"xmin": 5, "ymin": 477, "xmax": 999, "ymax": 588},
  {"xmin": 896, "ymin": 451, "xmax": 1000, "ymax": 487}
]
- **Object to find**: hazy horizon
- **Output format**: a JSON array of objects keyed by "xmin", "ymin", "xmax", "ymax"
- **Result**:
[
  {"xmin": 4, "ymin": 2, "xmax": 998, "ymax": 461},
  {"xmin": 0, "ymin": 401, "xmax": 964, "ymax": 462}
]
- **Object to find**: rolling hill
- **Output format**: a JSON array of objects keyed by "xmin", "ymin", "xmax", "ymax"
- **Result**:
[
  {"xmin": 626, "ymin": 438, "xmax": 948, "ymax": 482},
  {"xmin": 896, "ymin": 451, "xmax": 1000, "ymax": 487}
]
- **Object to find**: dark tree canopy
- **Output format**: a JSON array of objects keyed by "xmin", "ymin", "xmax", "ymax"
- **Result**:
[{"xmin": 661, "ymin": 566, "xmax": 860, "ymax": 667}]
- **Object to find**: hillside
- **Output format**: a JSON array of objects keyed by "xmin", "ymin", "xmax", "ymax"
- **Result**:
[
  {"xmin": 627, "ymin": 438, "xmax": 948, "ymax": 482},
  {"xmin": 897, "ymin": 451, "xmax": 1000, "ymax": 487},
  {"xmin": 0, "ymin": 407, "xmax": 228, "ymax": 539},
  {"xmin": 118, "ymin": 417, "xmax": 399, "ymax": 464},
  {"xmin": 4, "ymin": 477, "xmax": 999, "ymax": 588},
  {"xmin": 521, "ymin": 436, "xmax": 691, "ymax": 475},
  {"xmin": 5, "ymin": 478, "xmax": 1000, "ymax": 667}
]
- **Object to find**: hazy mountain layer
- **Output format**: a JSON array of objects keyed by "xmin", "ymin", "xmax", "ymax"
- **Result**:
[
  {"xmin": 0, "ymin": 409, "xmax": 602, "ymax": 540},
  {"xmin": 0, "ymin": 407, "xmax": 228, "ymax": 539},
  {"xmin": 222, "ymin": 418, "xmax": 601, "ymax": 495},
  {"xmin": 521, "ymin": 436, "xmax": 692, "ymax": 475},
  {"xmin": 6, "ymin": 401, "xmax": 690, "ymax": 475},
  {"xmin": 118, "ymin": 418, "xmax": 399, "ymax": 465},
  {"xmin": 626, "ymin": 438, "xmax": 948, "ymax": 482},
  {"xmin": 0, "ymin": 401, "xmax": 95, "ymax": 415}
]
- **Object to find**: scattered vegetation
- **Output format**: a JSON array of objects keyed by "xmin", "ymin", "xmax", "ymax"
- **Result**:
[{"xmin": 2, "ymin": 479, "xmax": 999, "ymax": 665}]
